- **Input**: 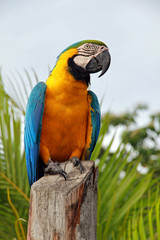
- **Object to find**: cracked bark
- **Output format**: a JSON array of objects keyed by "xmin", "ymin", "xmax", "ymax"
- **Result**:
[{"xmin": 27, "ymin": 160, "xmax": 98, "ymax": 240}]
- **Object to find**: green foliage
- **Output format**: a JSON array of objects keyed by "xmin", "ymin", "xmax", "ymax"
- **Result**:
[
  {"xmin": 0, "ymin": 70, "xmax": 160, "ymax": 239},
  {"xmin": 107, "ymin": 105, "xmax": 160, "ymax": 177},
  {"xmin": 92, "ymin": 114, "xmax": 160, "ymax": 239},
  {"xmin": 0, "ymin": 73, "xmax": 29, "ymax": 239}
]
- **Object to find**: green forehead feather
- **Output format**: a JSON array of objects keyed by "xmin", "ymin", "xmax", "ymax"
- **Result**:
[
  {"xmin": 59, "ymin": 40, "xmax": 107, "ymax": 57},
  {"xmin": 67, "ymin": 40, "xmax": 107, "ymax": 49}
]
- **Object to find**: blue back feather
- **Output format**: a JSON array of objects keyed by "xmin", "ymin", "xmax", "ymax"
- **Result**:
[
  {"xmin": 24, "ymin": 82, "xmax": 47, "ymax": 186},
  {"xmin": 88, "ymin": 90, "xmax": 101, "ymax": 159}
]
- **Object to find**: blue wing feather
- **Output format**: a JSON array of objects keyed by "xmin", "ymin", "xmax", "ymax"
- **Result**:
[
  {"xmin": 24, "ymin": 82, "xmax": 47, "ymax": 186},
  {"xmin": 88, "ymin": 90, "xmax": 101, "ymax": 159}
]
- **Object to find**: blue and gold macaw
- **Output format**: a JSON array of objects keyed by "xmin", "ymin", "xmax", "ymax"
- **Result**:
[{"xmin": 24, "ymin": 40, "xmax": 111, "ymax": 186}]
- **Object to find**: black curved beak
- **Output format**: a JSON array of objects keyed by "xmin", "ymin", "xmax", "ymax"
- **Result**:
[{"xmin": 86, "ymin": 50, "xmax": 111, "ymax": 77}]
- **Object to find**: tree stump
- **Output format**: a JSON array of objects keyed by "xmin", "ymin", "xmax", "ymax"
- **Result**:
[{"xmin": 27, "ymin": 160, "xmax": 98, "ymax": 240}]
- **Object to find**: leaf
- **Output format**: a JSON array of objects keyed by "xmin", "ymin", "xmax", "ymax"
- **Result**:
[
  {"xmin": 7, "ymin": 189, "xmax": 26, "ymax": 240},
  {"xmin": 156, "ymin": 198, "xmax": 160, "ymax": 240},
  {"xmin": 0, "ymin": 172, "xmax": 29, "ymax": 202},
  {"xmin": 148, "ymin": 207, "xmax": 154, "ymax": 240}
]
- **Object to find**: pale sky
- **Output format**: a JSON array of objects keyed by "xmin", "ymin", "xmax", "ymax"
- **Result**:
[{"xmin": 0, "ymin": 0, "xmax": 160, "ymax": 115}]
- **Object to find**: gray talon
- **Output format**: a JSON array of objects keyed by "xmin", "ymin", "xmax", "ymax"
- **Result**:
[
  {"xmin": 70, "ymin": 156, "xmax": 85, "ymax": 174},
  {"xmin": 44, "ymin": 159, "xmax": 67, "ymax": 180}
]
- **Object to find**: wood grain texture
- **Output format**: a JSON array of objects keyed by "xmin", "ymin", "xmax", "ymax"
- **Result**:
[{"xmin": 27, "ymin": 161, "xmax": 98, "ymax": 240}]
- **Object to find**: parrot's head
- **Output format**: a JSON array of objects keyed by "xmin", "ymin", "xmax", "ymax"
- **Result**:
[{"xmin": 53, "ymin": 40, "xmax": 111, "ymax": 86}]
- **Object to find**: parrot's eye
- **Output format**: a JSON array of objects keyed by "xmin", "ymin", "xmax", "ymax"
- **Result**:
[{"xmin": 84, "ymin": 44, "xmax": 90, "ymax": 49}]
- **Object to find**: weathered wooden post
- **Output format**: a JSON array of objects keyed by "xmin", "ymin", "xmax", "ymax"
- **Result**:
[{"xmin": 27, "ymin": 161, "xmax": 98, "ymax": 240}]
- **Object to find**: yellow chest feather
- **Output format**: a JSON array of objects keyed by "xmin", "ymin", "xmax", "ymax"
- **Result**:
[{"xmin": 40, "ymin": 87, "xmax": 89, "ymax": 162}]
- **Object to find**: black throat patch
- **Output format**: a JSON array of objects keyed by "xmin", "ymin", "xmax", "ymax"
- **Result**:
[{"xmin": 68, "ymin": 56, "xmax": 90, "ymax": 87}]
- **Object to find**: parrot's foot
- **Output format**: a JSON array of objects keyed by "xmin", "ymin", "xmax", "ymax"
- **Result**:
[
  {"xmin": 70, "ymin": 156, "xmax": 85, "ymax": 174},
  {"xmin": 44, "ymin": 159, "xmax": 67, "ymax": 180}
]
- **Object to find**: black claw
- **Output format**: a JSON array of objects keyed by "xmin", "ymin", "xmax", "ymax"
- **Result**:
[
  {"xmin": 58, "ymin": 170, "xmax": 67, "ymax": 181},
  {"xmin": 79, "ymin": 164, "xmax": 85, "ymax": 174},
  {"xmin": 70, "ymin": 156, "xmax": 85, "ymax": 174},
  {"xmin": 44, "ymin": 159, "xmax": 67, "ymax": 180}
]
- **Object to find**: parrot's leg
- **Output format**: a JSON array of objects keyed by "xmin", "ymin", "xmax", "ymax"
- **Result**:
[
  {"xmin": 70, "ymin": 156, "xmax": 85, "ymax": 174},
  {"xmin": 44, "ymin": 159, "xmax": 67, "ymax": 180}
]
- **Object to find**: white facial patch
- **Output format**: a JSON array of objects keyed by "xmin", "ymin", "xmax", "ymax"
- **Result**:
[{"xmin": 73, "ymin": 55, "xmax": 93, "ymax": 69}]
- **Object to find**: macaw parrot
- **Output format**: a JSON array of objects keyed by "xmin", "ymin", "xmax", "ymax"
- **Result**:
[{"xmin": 24, "ymin": 40, "xmax": 111, "ymax": 186}]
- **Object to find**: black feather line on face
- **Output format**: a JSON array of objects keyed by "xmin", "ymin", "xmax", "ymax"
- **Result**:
[{"xmin": 68, "ymin": 56, "xmax": 90, "ymax": 87}]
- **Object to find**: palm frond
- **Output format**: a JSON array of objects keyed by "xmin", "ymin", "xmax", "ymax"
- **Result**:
[
  {"xmin": 2, "ymin": 69, "xmax": 40, "ymax": 115},
  {"xmin": 7, "ymin": 188, "xmax": 26, "ymax": 240},
  {"xmin": 95, "ymin": 114, "xmax": 160, "ymax": 239},
  {"xmin": 0, "ymin": 73, "xmax": 29, "ymax": 239}
]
